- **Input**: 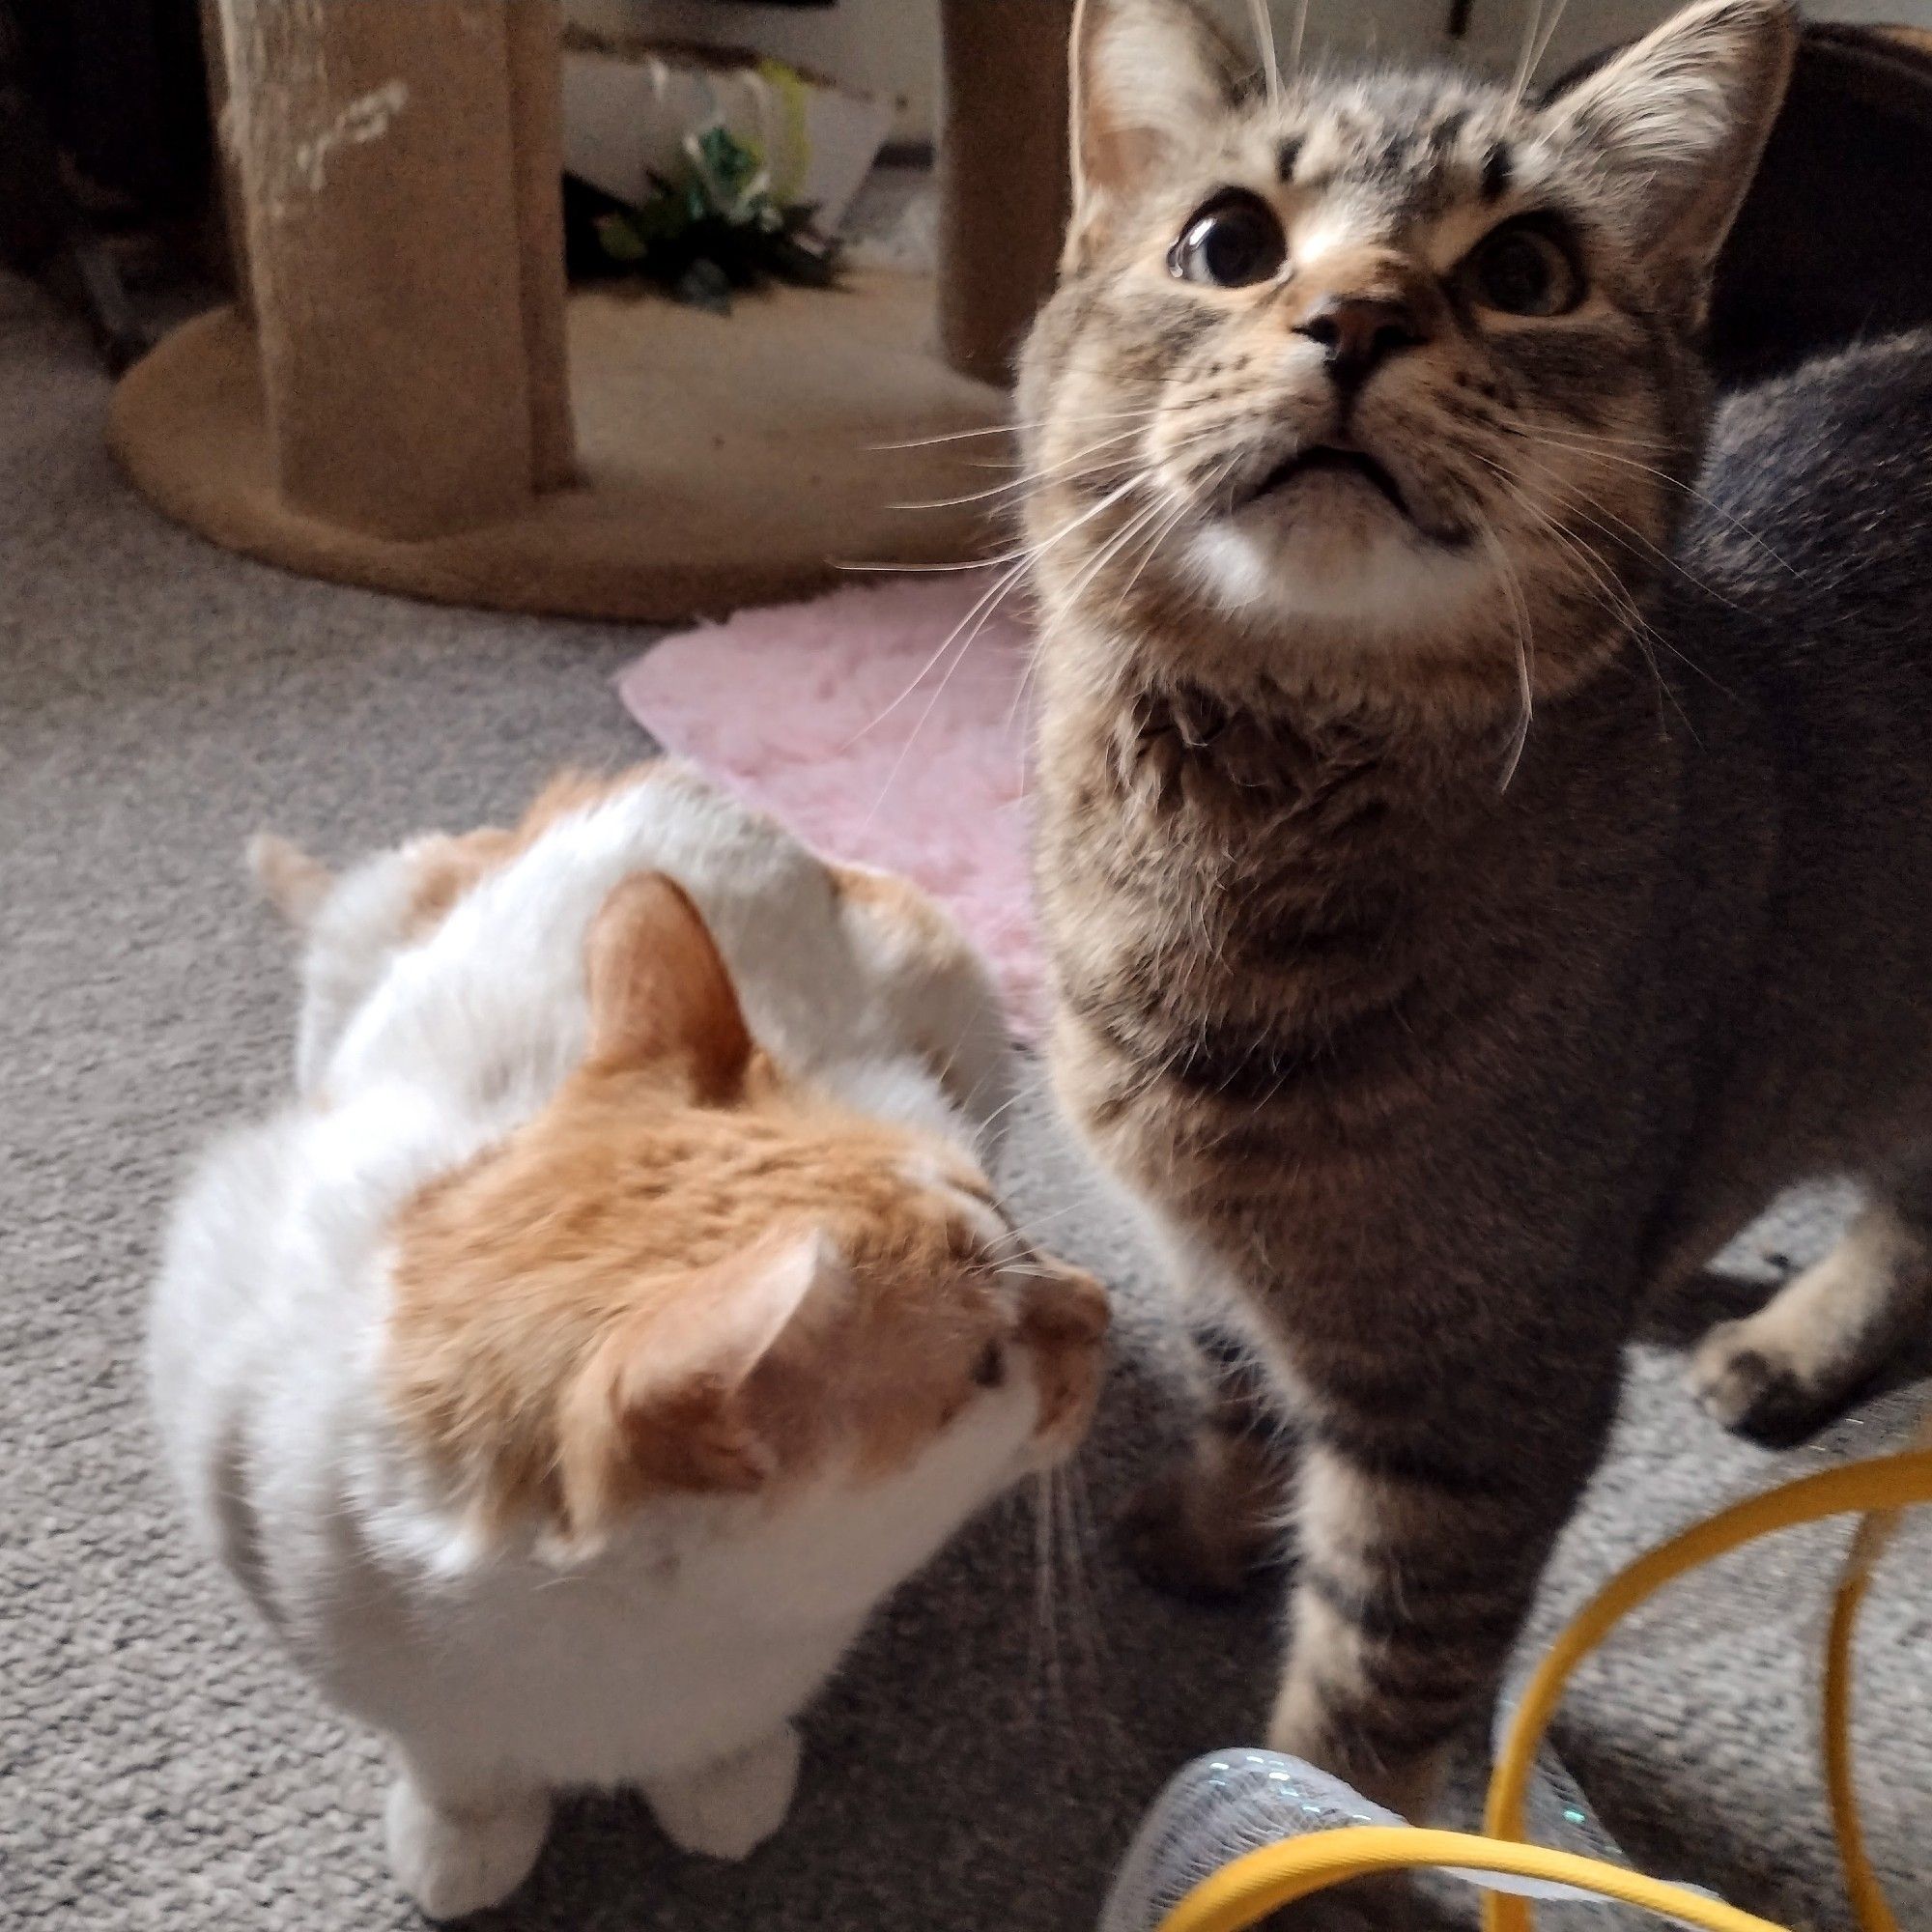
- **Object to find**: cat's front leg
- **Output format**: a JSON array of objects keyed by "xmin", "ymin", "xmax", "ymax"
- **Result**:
[
  {"xmin": 1266, "ymin": 1355, "xmax": 1618, "ymax": 1824},
  {"xmin": 384, "ymin": 1759, "xmax": 551, "ymax": 1920},
  {"xmin": 644, "ymin": 1721, "xmax": 802, "ymax": 1861}
]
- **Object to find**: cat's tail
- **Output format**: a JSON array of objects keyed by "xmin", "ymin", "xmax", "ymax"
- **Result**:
[{"xmin": 247, "ymin": 832, "xmax": 332, "ymax": 928}]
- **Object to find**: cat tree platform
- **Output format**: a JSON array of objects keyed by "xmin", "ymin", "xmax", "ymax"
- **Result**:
[
  {"xmin": 108, "ymin": 0, "xmax": 1072, "ymax": 623},
  {"xmin": 113, "ymin": 274, "xmax": 1010, "ymax": 622}
]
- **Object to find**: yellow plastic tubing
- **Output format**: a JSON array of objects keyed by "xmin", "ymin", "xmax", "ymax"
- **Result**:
[
  {"xmin": 1484, "ymin": 1441, "xmax": 1932, "ymax": 1932},
  {"xmin": 1157, "ymin": 1824, "xmax": 1782, "ymax": 1932},
  {"xmin": 1152, "ymin": 1437, "xmax": 1932, "ymax": 1932}
]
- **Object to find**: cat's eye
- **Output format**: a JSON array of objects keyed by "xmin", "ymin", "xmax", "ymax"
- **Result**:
[
  {"xmin": 1169, "ymin": 190, "xmax": 1288, "ymax": 290},
  {"xmin": 1464, "ymin": 218, "xmax": 1583, "ymax": 318},
  {"xmin": 971, "ymin": 1341, "xmax": 1007, "ymax": 1390}
]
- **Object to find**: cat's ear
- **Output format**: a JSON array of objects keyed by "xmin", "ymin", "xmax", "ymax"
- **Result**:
[
  {"xmin": 582, "ymin": 870, "xmax": 753, "ymax": 1100},
  {"xmin": 556, "ymin": 1230, "xmax": 845, "ymax": 1543},
  {"xmin": 247, "ymin": 833, "xmax": 332, "ymax": 928},
  {"xmin": 1542, "ymin": 0, "xmax": 1796, "ymax": 310},
  {"xmin": 1068, "ymin": 0, "xmax": 1244, "ymax": 250}
]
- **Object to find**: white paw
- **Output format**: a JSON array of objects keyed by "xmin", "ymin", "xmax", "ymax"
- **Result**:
[
  {"xmin": 647, "ymin": 1723, "xmax": 802, "ymax": 1861},
  {"xmin": 384, "ymin": 1775, "xmax": 550, "ymax": 1920}
]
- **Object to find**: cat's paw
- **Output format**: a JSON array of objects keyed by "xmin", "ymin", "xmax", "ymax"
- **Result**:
[
  {"xmin": 1690, "ymin": 1317, "xmax": 1845, "ymax": 1448},
  {"xmin": 384, "ymin": 1775, "xmax": 550, "ymax": 1920},
  {"xmin": 646, "ymin": 1723, "xmax": 802, "ymax": 1861}
]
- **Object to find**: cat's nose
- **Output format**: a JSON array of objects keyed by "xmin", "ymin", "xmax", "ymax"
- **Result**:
[{"xmin": 1294, "ymin": 296, "xmax": 1425, "ymax": 389}]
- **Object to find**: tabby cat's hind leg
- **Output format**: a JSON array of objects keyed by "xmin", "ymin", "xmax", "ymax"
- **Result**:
[
  {"xmin": 1692, "ymin": 1184, "xmax": 1932, "ymax": 1447},
  {"xmin": 1122, "ymin": 1327, "xmax": 1293, "ymax": 1603}
]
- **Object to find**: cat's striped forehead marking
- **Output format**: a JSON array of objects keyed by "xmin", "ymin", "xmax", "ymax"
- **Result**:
[{"xmin": 1261, "ymin": 87, "xmax": 1533, "ymax": 233}]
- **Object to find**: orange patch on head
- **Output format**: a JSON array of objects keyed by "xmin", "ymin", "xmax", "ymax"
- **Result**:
[{"xmin": 385, "ymin": 869, "xmax": 1108, "ymax": 1548}]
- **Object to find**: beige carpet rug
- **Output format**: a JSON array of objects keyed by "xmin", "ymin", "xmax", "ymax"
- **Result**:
[{"xmin": 5, "ymin": 278, "xmax": 1927, "ymax": 1931}]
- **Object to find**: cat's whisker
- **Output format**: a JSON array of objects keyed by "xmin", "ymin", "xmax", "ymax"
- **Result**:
[
  {"xmin": 1101, "ymin": 495, "xmax": 1199, "ymax": 629},
  {"xmin": 1450, "ymin": 433, "xmax": 1700, "ymax": 744},
  {"xmin": 1458, "ymin": 438, "xmax": 1718, "ymax": 712},
  {"xmin": 1508, "ymin": 0, "xmax": 1548, "ymax": 110},
  {"xmin": 1528, "ymin": 0, "xmax": 1572, "ymax": 94},
  {"xmin": 1020, "ymin": 429, "xmax": 1243, "ymax": 633},
  {"xmin": 998, "ymin": 1261, "xmax": 1091, "ymax": 1284},
  {"xmin": 836, "ymin": 554, "xmax": 1030, "ymax": 576},
  {"xmin": 844, "ymin": 475, "xmax": 1143, "ymax": 767},
  {"xmin": 1077, "ymin": 440, "xmax": 1246, "ymax": 630},
  {"xmin": 1055, "ymin": 491, "xmax": 1179, "ymax": 623},
  {"xmin": 867, "ymin": 405, "xmax": 1167, "ymax": 455},
  {"xmin": 1508, "ymin": 457, "xmax": 1753, "ymax": 662},
  {"xmin": 1008, "ymin": 636, "xmax": 1045, "ymax": 744},
  {"xmin": 860, "ymin": 477, "xmax": 1143, "ymax": 829},
  {"xmin": 888, "ymin": 480, "xmax": 1040, "ymax": 514},
  {"xmin": 1492, "ymin": 468, "xmax": 1713, "ymax": 739},
  {"xmin": 1549, "ymin": 490, "xmax": 1745, "ymax": 639},
  {"xmin": 1469, "ymin": 512, "xmax": 1536, "ymax": 790},
  {"xmin": 892, "ymin": 423, "xmax": 1162, "ymax": 513},
  {"xmin": 1009, "ymin": 1203, "xmax": 1105, "ymax": 1247},
  {"xmin": 1247, "ymin": 0, "xmax": 1284, "ymax": 111},
  {"xmin": 1522, "ymin": 424, "xmax": 1803, "ymax": 579},
  {"xmin": 975, "ymin": 1081, "xmax": 1039, "ymax": 1143},
  {"xmin": 1051, "ymin": 1466, "xmax": 1108, "ymax": 1679},
  {"xmin": 1028, "ymin": 1471, "xmax": 1069, "ymax": 1712}
]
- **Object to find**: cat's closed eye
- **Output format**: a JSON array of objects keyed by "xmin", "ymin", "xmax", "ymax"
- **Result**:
[
  {"xmin": 1169, "ymin": 189, "xmax": 1288, "ymax": 289},
  {"xmin": 1461, "ymin": 216, "xmax": 1585, "ymax": 319},
  {"xmin": 971, "ymin": 1340, "xmax": 1007, "ymax": 1389}
]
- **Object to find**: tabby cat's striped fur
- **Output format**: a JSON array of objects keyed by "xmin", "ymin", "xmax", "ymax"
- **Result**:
[{"xmin": 1021, "ymin": 0, "xmax": 1932, "ymax": 1824}]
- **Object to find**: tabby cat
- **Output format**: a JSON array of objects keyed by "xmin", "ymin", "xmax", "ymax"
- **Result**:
[{"xmin": 1019, "ymin": 0, "xmax": 1932, "ymax": 1827}]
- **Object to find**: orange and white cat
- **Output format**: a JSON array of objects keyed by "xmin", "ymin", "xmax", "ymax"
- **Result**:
[{"xmin": 149, "ymin": 766, "xmax": 1106, "ymax": 1919}]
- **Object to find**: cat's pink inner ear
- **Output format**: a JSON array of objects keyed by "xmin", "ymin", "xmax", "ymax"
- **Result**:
[
  {"xmin": 1070, "ymin": 0, "xmax": 1242, "ymax": 213},
  {"xmin": 247, "ymin": 833, "xmax": 332, "ymax": 927},
  {"xmin": 557, "ymin": 1232, "xmax": 845, "ymax": 1530},
  {"xmin": 581, "ymin": 871, "xmax": 753, "ymax": 1099}
]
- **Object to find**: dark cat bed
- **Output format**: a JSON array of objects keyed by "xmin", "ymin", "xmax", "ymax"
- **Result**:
[{"xmin": 1554, "ymin": 23, "xmax": 1932, "ymax": 384}]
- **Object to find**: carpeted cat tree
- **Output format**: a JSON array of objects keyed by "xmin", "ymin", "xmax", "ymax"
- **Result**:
[{"xmin": 110, "ymin": 0, "xmax": 1073, "ymax": 621}]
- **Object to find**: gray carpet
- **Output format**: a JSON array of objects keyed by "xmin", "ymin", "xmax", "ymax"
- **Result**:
[{"xmin": 4, "ymin": 281, "xmax": 1927, "ymax": 1932}]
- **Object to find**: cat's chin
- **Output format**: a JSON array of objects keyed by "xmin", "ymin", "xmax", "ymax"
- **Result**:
[{"xmin": 1179, "ymin": 513, "xmax": 1492, "ymax": 636}]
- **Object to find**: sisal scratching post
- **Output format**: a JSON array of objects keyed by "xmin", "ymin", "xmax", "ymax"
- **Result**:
[
  {"xmin": 504, "ymin": 0, "xmax": 574, "ymax": 493},
  {"xmin": 214, "ymin": 0, "xmax": 573, "ymax": 539},
  {"xmin": 197, "ymin": 0, "xmax": 252, "ymax": 322},
  {"xmin": 936, "ymin": 0, "xmax": 1075, "ymax": 384}
]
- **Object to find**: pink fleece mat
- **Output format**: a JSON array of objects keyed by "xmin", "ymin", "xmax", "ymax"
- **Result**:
[{"xmin": 616, "ymin": 574, "xmax": 1044, "ymax": 1034}]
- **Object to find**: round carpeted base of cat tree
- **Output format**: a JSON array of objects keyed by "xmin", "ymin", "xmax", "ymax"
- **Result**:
[{"xmin": 109, "ymin": 272, "xmax": 1009, "ymax": 624}]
